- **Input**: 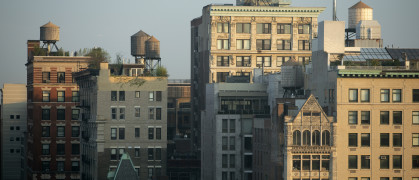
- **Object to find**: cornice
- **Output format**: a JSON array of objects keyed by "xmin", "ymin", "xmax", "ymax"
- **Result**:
[{"xmin": 209, "ymin": 5, "xmax": 326, "ymax": 17}]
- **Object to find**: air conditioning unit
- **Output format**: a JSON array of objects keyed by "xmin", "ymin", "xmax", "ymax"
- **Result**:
[{"xmin": 380, "ymin": 156, "xmax": 387, "ymax": 160}]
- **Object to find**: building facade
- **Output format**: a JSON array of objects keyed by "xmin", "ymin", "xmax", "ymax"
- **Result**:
[
  {"xmin": 76, "ymin": 63, "xmax": 167, "ymax": 180},
  {"xmin": 1, "ymin": 84, "xmax": 27, "ymax": 180},
  {"xmin": 26, "ymin": 46, "xmax": 90, "ymax": 179},
  {"xmin": 191, "ymin": 3, "xmax": 325, "ymax": 157}
]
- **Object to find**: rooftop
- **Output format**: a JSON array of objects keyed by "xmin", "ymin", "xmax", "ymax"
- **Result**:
[{"xmin": 349, "ymin": 1, "xmax": 372, "ymax": 9}]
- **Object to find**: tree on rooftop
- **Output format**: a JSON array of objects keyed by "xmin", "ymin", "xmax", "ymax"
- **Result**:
[
  {"xmin": 155, "ymin": 66, "xmax": 168, "ymax": 77},
  {"xmin": 85, "ymin": 47, "xmax": 111, "ymax": 69}
]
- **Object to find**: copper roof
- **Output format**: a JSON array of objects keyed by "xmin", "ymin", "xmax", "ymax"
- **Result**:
[
  {"xmin": 349, "ymin": 1, "xmax": 372, "ymax": 9},
  {"xmin": 41, "ymin": 21, "xmax": 59, "ymax": 28},
  {"xmin": 147, "ymin": 36, "xmax": 159, "ymax": 42}
]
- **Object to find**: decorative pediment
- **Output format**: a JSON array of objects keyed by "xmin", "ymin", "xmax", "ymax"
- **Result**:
[{"xmin": 290, "ymin": 94, "xmax": 331, "ymax": 124}]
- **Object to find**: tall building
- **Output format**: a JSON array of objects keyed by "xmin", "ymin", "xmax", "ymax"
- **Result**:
[
  {"xmin": 75, "ymin": 63, "xmax": 167, "ymax": 180},
  {"xmin": 201, "ymin": 82, "xmax": 270, "ymax": 180},
  {"xmin": 191, "ymin": 2, "xmax": 325, "ymax": 157},
  {"xmin": 1, "ymin": 84, "xmax": 27, "ymax": 180},
  {"xmin": 25, "ymin": 21, "xmax": 92, "ymax": 180}
]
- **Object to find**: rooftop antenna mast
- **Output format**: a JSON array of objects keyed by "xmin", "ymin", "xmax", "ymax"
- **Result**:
[{"xmin": 333, "ymin": 0, "xmax": 337, "ymax": 21}]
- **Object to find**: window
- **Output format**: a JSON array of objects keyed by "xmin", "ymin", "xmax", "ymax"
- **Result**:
[
  {"xmin": 156, "ymin": 108, "xmax": 161, "ymax": 120},
  {"xmin": 155, "ymin": 148, "xmax": 161, "ymax": 160},
  {"xmin": 217, "ymin": 39, "xmax": 229, "ymax": 50},
  {"xmin": 322, "ymin": 155, "xmax": 330, "ymax": 170},
  {"xmin": 349, "ymin": 89, "xmax": 358, "ymax": 102},
  {"xmin": 217, "ymin": 22, "xmax": 229, "ymax": 33},
  {"xmin": 57, "ymin": 91, "xmax": 65, "ymax": 102},
  {"xmin": 413, "ymin": 133, "xmax": 419, "ymax": 146},
  {"xmin": 135, "ymin": 148, "xmax": 140, "ymax": 157},
  {"xmin": 42, "ymin": 144, "xmax": 50, "ymax": 155},
  {"xmin": 236, "ymin": 56, "xmax": 251, "ymax": 67},
  {"xmin": 293, "ymin": 130, "xmax": 301, "ymax": 145},
  {"xmin": 222, "ymin": 119, "xmax": 228, "ymax": 133},
  {"xmin": 276, "ymin": 56, "xmax": 290, "ymax": 67},
  {"xmin": 119, "ymin": 91, "xmax": 125, "ymax": 101},
  {"xmin": 413, "ymin": 155, "xmax": 419, "ymax": 168},
  {"xmin": 135, "ymin": 91, "xmax": 140, "ymax": 98},
  {"xmin": 111, "ymin": 148, "xmax": 117, "ymax": 160},
  {"xmin": 57, "ymin": 109, "xmax": 65, "ymax": 120},
  {"xmin": 256, "ymin": 39, "xmax": 271, "ymax": 50},
  {"xmin": 16, "ymin": 115, "xmax": 20, "ymax": 119},
  {"xmin": 148, "ymin": 148, "xmax": 154, "ymax": 160},
  {"xmin": 156, "ymin": 128, "xmax": 161, "ymax": 140},
  {"xmin": 380, "ymin": 111, "xmax": 389, "ymax": 124},
  {"xmin": 217, "ymin": 56, "xmax": 230, "ymax": 66},
  {"xmin": 361, "ymin": 111, "xmax": 370, "ymax": 124},
  {"xmin": 361, "ymin": 155, "xmax": 370, "ymax": 169},
  {"xmin": 118, "ymin": 148, "xmax": 125, "ymax": 159},
  {"xmin": 413, "ymin": 111, "xmax": 419, "ymax": 124},
  {"xmin": 303, "ymin": 130, "xmax": 311, "ymax": 145},
  {"xmin": 149, "ymin": 108, "xmax": 154, "ymax": 120},
  {"xmin": 347, "ymin": 133, "xmax": 357, "ymax": 147},
  {"xmin": 381, "ymin": 89, "xmax": 390, "ymax": 102},
  {"xmin": 380, "ymin": 155, "xmax": 389, "ymax": 169},
  {"xmin": 349, "ymin": 111, "xmax": 358, "ymax": 124},
  {"xmin": 119, "ymin": 128, "xmax": 125, "ymax": 140},
  {"xmin": 119, "ymin": 108, "xmax": 125, "ymax": 120},
  {"xmin": 135, "ymin": 128, "xmax": 140, "ymax": 138},
  {"xmin": 302, "ymin": 155, "xmax": 310, "ymax": 170},
  {"xmin": 312, "ymin": 130, "xmax": 320, "ymax": 146},
  {"xmin": 10, "ymin": 115, "xmax": 14, "ymax": 119},
  {"xmin": 222, "ymin": 136, "xmax": 228, "ymax": 150},
  {"xmin": 42, "ymin": 161, "xmax": 50, "ymax": 171},
  {"xmin": 393, "ymin": 133, "xmax": 402, "ymax": 147},
  {"xmin": 149, "ymin": 91, "xmax": 154, "ymax": 101},
  {"xmin": 72, "ymin": 144, "xmax": 80, "ymax": 155},
  {"xmin": 361, "ymin": 178, "xmax": 370, "ymax": 180},
  {"xmin": 230, "ymin": 154, "xmax": 235, "ymax": 168},
  {"xmin": 111, "ymin": 128, "xmax": 117, "ymax": 140},
  {"xmin": 57, "ymin": 72, "xmax": 65, "ymax": 83},
  {"xmin": 111, "ymin": 108, "xmax": 117, "ymax": 120},
  {"xmin": 135, "ymin": 107, "xmax": 140, "ymax": 118},
  {"xmin": 57, "ymin": 161, "xmax": 64, "ymax": 171},
  {"xmin": 71, "ymin": 161, "xmax": 79, "ymax": 171},
  {"xmin": 111, "ymin": 91, "xmax": 117, "ymax": 101},
  {"xmin": 256, "ymin": 56, "xmax": 271, "ymax": 67},
  {"xmin": 361, "ymin": 133, "xmax": 370, "ymax": 147},
  {"xmin": 393, "ymin": 89, "xmax": 402, "ymax": 102},
  {"xmin": 380, "ymin": 133, "xmax": 389, "ymax": 147},
  {"xmin": 57, "ymin": 126, "xmax": 65, "ymax": 137},
  {"xmin": 71, "ymin": 126, "xmax": 79, "ymax": 137},
  {"xmin": 217, "ymin": 72, "xmax": 229, "ymax": 82},
  {"xmin": 236, "ymin": 39, "xmax": 250, "ymax": 50},
  {"xmin": 413, "ymin": 89, "xmax": 419, "ymax": 102},
  {"xmin": 256, "ymin": 23, "xmax": 271, "ymax": 34},
  {"xmin": 230, "ymin": 136, "xmax": 235, "ymax": 150},
  {"xmin": 348, "ymin": 155, "xmax": 357, "ymax": 169},
  {"xmin": 277, "ymin": 23, "xmax": 291, "ymax": 34},
  {"xmin": 298, "ymin": 40, "xmax": 310, "ymax": 50},
  {"xmin": 237, "ymin": 23, "xmax": 250, "ymax": 33},
  {"xmin": 393, "ymin": 155, "xmax": 402, "ymax": 169},
  {"xmin": 230, "ymin": 172, "xmax": 235, "ymax": 180},
  {"xmin": 156, "ymin": 91, "xmax": 162, "ymax": 101},
  {"xmin": 42, "ymin": 72, "xmax": 50, "ymax": 83},
  {"xmin": 293, "ymin": 155, "xmax": 301, "ymax": 170},
  {"xmin": 72, "ymin": 109, "xmax": 79, "ymax": 120},
  {"xmin": 244, "ymin": 137, "xmax": 252, "ymax": 152},
  {"xmin": 393, "ymin": 178, "xmax": 402, "ymax": 180},
  {"xmin": 312, "ymin": 155, "xmax": 320, "ymax": 170},
  {"xmin": 148, "ymin": 128, "xmax": 154, "ymax": 139},
  {"xmin": 42, "ymin": 91, "xmax": 50, "ymax": 102},
  {"xmin": 10, "ymin": 126, "xmax": 14, "ymax": 130},
  {"xmin": 42, "ymin": 126, "xmax": 50, "ymax": 137},
  {"xmin": 72, "ymin": 91, "xmax": 79, "ymax": 102},
  {"xmin": 298, "ymin": 24, "xmax": 310, "ymax": 34},
  {"xmin": 393, "ymin": 111, "xmax": 402, "ymax": 125},
  {"xmin": 277, "ymin": 40, "xmax": 292, "ymax": 50},
  {"xmin": 229, "ymin": 119, "xmax": 235, "ymax": 133},
  {"xmin": 222, "ymin": 154, "xmax": 228, "ymax": 168},
  {"xmin": 360, "ymin": 89, "xmax": 370, "ymax": 102},
  {"xmin": 57, "ymin": 144, "xmax": 65, "ymax": 155}
]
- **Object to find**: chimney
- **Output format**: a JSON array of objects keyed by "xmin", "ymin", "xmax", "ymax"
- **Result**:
[{"xmin": 27, "ymin": 40, "xmax": 40, "ymax": 61}]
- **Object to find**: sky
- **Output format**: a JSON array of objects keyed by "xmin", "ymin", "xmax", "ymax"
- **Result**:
[{"xmin": 0, "ymin": 0, "xmax": 418, "ymax": 88}]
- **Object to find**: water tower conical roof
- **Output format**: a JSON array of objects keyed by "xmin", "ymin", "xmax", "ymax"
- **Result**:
[
  {"xmin": 41, "ymin": 21, "xmax": 59, "ymax": 28},
  {"xmin": 349, "ymin": 1, "xmax": 372, "ymax": 9},
  {"xmin": 147, "ymin": 36, "xmax": 159, "ymax": 42},
  {"xmin": 131, "ymin": 30, "xmax": 149, "ymax": 37}
]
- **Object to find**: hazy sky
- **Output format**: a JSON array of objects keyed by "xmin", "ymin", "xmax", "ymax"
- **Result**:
[{"xmin": 0, "ymin": 0, "xmax": 418, "ymax": 88}]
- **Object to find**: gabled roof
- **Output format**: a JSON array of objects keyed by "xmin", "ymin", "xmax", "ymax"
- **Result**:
[
  {"xmin": 108, "ymin": 153, "xmax": 139, "ymax": 180},
  {"xmin": 349, "ymin": 1, "xmax": 372, "ymax": 9},
  {"xmin": 289, "ymin": 94, "xmax": 331, "ymax": 123}
]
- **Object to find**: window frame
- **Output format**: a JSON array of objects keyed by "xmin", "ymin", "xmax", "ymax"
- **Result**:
[
  {"xmin": 277, "ymin": 39, "xmax": 292, "ymax": 50},
  {"xmin": 236, "ymin": 39, "xmax": 250, "ymax": 50},
  {"xmin": 256, "ymin": 39, "xmax": 271, "ymax": 50},
  {"xmin": 277, "ymin": 23, "xmax": 291, "ymax": 34},
  {"xmin": 298, "ymin": 40, "xmax": 311, "ymax": 51},
  {"xmin": 256, "ymin": 23, "xmax": 271, "ymax": 34},
  {"xmin": 57, "ymin": 91, "xmax": 65, "ymax": 102},
  {"xmin": 217, "ymin": 39, "xmax": 230, "ymax": 50},
  {"xmin": 236, "ymin": 56, "xmax": 251, "ymax": 67},
  {"xmin": 392, "ymin": 89, "xmax": 402, "ymax": 102},
  {"xmin": 381, "ymin": 89, "xmax": 390, "ymax": 102},
  {"xmin": 217, "ymin": 22, "xmax": 229, "ymax": 33},
  {"xmin": 217, "ymin": 56, "xmax": 230, "ymax": 67},
  {"xmin": 349, "ymin": 89, "xmax": 358, "ymax": 102},
  {"xmin": 57, "ymin": 72, "xmax": 65, "ymax": 83},
  {"xmin": 236, "ymin": 23, "xmax": 250, "ymax": 33},
  {"xmin": 360, "ymin": 89, "xmax": 370, "ymax": 102},
  {"xmin": 256, "ymin": 56, "xmax": 272, "ymax": 67},
  {"xmin": 298, "ymin": 24, "xmax": 311, "ymax": 34}
]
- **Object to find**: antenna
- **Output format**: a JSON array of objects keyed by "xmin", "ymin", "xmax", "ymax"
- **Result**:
[{"xmin": 333, "ymin": 0, "xmax": 337, "ymax": 21}]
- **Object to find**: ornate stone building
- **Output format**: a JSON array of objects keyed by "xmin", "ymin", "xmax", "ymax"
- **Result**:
[{"xmin": 284, "ymin": 95, "xmax": 337, "ymax": 180}]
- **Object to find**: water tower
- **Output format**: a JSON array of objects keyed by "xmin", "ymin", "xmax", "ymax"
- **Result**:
[
  {"xmin": 131, "ymin": 30, "xmax": 151, "ymax": 64},
  {"xmin": 145, "ymin": 36, "xmax": 161, "ymax": 74},
  {"xmin": 281, "ymin": 58, "xmax": 304, "ymax": 98},
  {"xmin": 345, "ymin": 1, "xmax": 373, "ymax": 46},
  {"xmin": 40, "ymin": 21, "xmax": 60, "ymax": 54}
]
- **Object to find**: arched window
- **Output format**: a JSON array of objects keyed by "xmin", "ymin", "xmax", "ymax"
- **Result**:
[
  {"xmin": 303, "ymin": 130, "xmax": 311, "ymax": 145},
  {"xmin": 293, "ymin": 130, "xmax": 301, "ymax": 145},
  {"xmin": 322, "ymin": 130, "xmax": 331, "ymax": 146},
  {"xmin": 312, "ymin": 130, "xmax": 321, "ymax": 146}
]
